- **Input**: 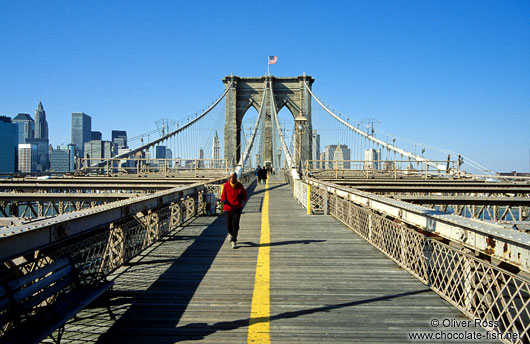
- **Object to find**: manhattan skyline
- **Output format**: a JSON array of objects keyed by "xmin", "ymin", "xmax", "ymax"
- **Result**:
[{"xmin": 1, "ymin": 1, "xmax": 528, "ymax": 172}]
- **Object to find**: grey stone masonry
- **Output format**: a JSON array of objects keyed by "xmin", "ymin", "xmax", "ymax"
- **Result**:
[{"xmin": 222, "ymin": 75, "xmax": 315, "ymax": 170}]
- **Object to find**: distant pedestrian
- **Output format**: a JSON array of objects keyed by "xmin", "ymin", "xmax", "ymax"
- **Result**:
[
  {"xmin": 221, "ymin": 172, "xmax": 247, "ymax": 249},
  {"xmin": 255, "ymin": 165, "xmax": 262, "ymax": 184},
  {"xmin": 259, "ymin": 166, "xmax": 268, "ymax": 184}
]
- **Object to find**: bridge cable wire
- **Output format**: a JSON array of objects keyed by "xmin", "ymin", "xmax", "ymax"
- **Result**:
[
  {"xmin": 90, "ymin": 81, "xmax": 233, "ymax": 167},
  {"xmin": 303, "ymin": 82, "xmax": 445, "ymax": 172},
  {"xmin": 268, "ymin": 79, "xmax": 297, "ymax": 178},
  {"xmin": 236, "ymin": 82, "xmax": 268, "ymax": 173}
]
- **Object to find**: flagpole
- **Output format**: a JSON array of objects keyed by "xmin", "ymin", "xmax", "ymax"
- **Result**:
[{"xmin": 267, "ymin": 57, "xmax": 270, "ymax": 76}]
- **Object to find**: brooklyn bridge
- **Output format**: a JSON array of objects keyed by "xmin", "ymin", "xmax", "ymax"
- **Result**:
[{"xmin": 0, "ymin": 76, "xmax": 528, "ymax": 343}]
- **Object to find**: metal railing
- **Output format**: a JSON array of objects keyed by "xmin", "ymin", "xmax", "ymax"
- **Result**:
[
  {"xmin": 294, "ymin": 178, "xmax": 529, "ymax": 343},
  {"xmin": 0, "ymin": 171, "xmax": 255, "ymax": 338}
]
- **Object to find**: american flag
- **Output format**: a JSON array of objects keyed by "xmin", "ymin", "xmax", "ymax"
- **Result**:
[{"xmin": 268, "ymin": 56, "xmax": 277, "ymax": 64}]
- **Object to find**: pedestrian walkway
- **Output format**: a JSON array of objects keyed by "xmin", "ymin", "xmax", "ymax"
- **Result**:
[{"xmin": 49, "ymin": 174, "xmax": 495, "ymax": 343}]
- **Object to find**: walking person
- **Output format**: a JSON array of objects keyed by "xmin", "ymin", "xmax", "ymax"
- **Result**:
[
  {"xmin": 255, "ymin": 165, "xmax": 262, "ymax": 184},
  {"xmin": 259, "ymin": 166, "xmax": 268, "ymax": 184},
  {"xmin": 221, "ymin": 172, "xmax": 247, "ymax": 249}
]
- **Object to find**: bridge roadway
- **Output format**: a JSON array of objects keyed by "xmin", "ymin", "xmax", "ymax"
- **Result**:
[{"xmin": 49, "ymin": 174, "xmax": 496, "ymax": 343}]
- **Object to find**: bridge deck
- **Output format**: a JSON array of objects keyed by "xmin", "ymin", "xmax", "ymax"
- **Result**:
[{"xmin": 49, "ymin": 174, "xmax": 494, "ymax": 343}]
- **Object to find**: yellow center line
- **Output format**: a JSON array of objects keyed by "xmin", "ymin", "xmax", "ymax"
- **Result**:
[{"xmin": 248, "ymin": 179, "xmax": 270, "ymax": 343}]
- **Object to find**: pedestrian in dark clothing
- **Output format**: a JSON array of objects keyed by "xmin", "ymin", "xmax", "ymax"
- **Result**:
[
  {"xmin": 221, "ymin": 172, "xmax": 248, "ymax": 249},
  {"xmin": 259, "ymin": 167, "xmax": 268, "ymax": 184},
  {"xmin": 255, "ymin": 165, "xmax": 262, "ymax": 184}
]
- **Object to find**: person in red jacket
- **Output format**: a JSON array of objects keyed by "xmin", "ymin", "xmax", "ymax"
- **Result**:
[{"xmin": 220, "ymin": 172, "xmax": 248, "ymax": 249}]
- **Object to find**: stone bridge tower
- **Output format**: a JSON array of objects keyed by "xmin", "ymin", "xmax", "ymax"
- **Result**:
[{"xmin": 222, "ymin": 75, "xmax": 314, "ymax": 171}]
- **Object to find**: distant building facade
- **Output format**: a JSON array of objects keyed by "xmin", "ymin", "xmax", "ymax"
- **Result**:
[
  {"xmin": 0, "ymin": 116, "xmax": 17, "ymax": 173},
  {"xmin": 322, "ymin": 144, "xmax": 350, "ymax": 169},
  {"xmin": 34, "ymin": 102, "xmax": 48, "ymax": 140},
  {"xmin": 18, "ymin": 143, "xmax": 37, "ymax": 173},
  {"xmin": 112, "ymin": 130, "xmax": 128, "ymax": 149},
  {"xmin": 84, "ymin": 140, "xmax": 116, "ymax": 165},
  {"xmin": 12, "ymin": 113, "xmax": 34, "ymax": 144},
  {"xmin": 71, "ymin": 112, "xmax": 92, "ymax": 156},
  {"xmin": 26, "ymin": 138, "xmax": 49, "ymax": 172},
  {"xmin": 364, "ymin": 148, "xmax": 382, "ymax": 170},
  {"xmin": 91, "ymin": 131, "xmax": 102, "ymax": 141},
  {"xmin": 155, "ymin": 145, "xmax": 167, "ymax": 159},
  {"xmin": 198, "ymin": 148, "xmax": 205, "ymax": 168},
  {"xmin": 50, "ymin": 144, "xmax": 77, "ymax": 172},
  {"xmin": 212, "ymin": 131, "xmax": 220, "ymax": 167}
]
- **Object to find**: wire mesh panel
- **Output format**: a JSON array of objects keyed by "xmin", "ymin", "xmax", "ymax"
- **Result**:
[
  {"xmin": 294, "ymin": 179, "xmax": 307, "ymax": 208},
  {"xmin": 309, "ymin": 186, "xmax": 325, "ymax": 214},
  {"xmin": 310, "ymin": 180, "xmax": 529, "ymax": 343}
]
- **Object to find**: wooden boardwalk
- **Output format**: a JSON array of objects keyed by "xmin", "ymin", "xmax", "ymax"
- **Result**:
[{"xmin": 49, "ymin": 174, "xmax": 496, "ymax": 343}]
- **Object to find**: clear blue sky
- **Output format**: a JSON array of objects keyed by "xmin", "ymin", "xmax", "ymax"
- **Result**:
[{"xmin": 1, "ymin": 1, "xmax": 528, "ymax": 172}]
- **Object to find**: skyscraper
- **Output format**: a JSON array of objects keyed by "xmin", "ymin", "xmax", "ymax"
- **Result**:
[
  {"xmin": 91, "ymin": 131, "xmax": 102, "ymax": 141},
  {"xmin": 84, "ymin": 140, "xmax": 116, "ymax": 166},
  {"xmin": 112, "ymin": 130, "xmax": 128, "ymax": 149},
  {"xmin": 0, "ymin": 116, "xmax": 17, "ymax": 173},
  {"xmin": 198, "ymin": 148, "xmax": 205, "ymax": 168},
  {"xmin": 322, "ymin": 144, "xmax": 350, "ymax": 169},
  {"xmin": 26, "ymin": 138, "xmax": 49, "ymax": 171},
  {"xmin": 12, "ymin": 113, "xmax": 34, "ymax": 144},
  {"xmin": 29, "ymin": 102, "xmax": 50, "ymax": 171},
  {"xmin": 34, "ymin": 102, "xmax": 48, "ymax": 139},
  {"xmin": 156, "ymin": 145, "xmax": 167, "ymax": 159},
  {"xmin": 71, "ymin": 112, "xmax": 92, "ymax": 156},
  {"xmin": 364, "ymin": 148, "xmax": 381, "ymax": 170},
  {"xmin": 49, "ymin": 147, "xmax": 70, "ymax": 172},
  {"xmin": 18, "ymin": 143, "xmax": 37, "ymax": 173},
  {"xmin": 212, "ymin": 131, "xmax": 220, "ymax": 167}
]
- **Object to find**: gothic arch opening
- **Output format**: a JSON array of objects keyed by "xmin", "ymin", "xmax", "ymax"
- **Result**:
[{"xmin": 223, "ymin": 75, "xmax": 314, "ymax": 170}]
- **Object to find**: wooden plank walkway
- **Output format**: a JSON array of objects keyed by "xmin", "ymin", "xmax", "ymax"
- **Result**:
[{"xmin": 48, "ymin": 174, "xmax": 496, "ymax": 343}]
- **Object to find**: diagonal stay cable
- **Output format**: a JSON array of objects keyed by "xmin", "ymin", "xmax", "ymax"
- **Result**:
[
  {"xmin": 303, "ymin": 82, "xmax": 445, "ymax": 171},
  {"xmin": 91, "ymin": 82, "xmax": 233, "ymax": 167},
  {"xmin": 237, "ymin": 81, "xmax": 268, "ymax": 168}
]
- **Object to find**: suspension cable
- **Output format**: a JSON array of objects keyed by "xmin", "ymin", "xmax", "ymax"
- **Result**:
[
  {"xmin": 303, "ymin": 82, "xmax": 445, "ymax": 171},
  {"xmin": 268, "ymin": 79, "xmax": 299, "ymax": 180},
  {"xmin": 88, "ymin": 82, "xmax": 233, "ymax": 168},
  {"xmin": 237, "ymin": 83, "xmax": 268, "ymax": 168}
]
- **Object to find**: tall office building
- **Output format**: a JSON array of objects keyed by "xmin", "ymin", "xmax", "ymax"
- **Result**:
[
  {"xmin": 71, "ymin": 112, "xmax": 92, "ymax": 156},
  {"xmin": 18, "ymin": 143, "xmax": 37, "ymax": 173},
  {"xmin": 34, "ymin": 102, "xmax": 48, "ymax": 139},
  {"xmin": 156, "ymin": 145, "xmax": 167, "ymax": 159},
  {"xmin": 50, "ymin": 146, "xmax": 72, "ymax": 172},
  {"xmin": 212, "ymin": 131, "xmax": 220, "ymax": 167},
  {"xmin": 0, "ymin": 116, "xmax": 17, "ymax": 173},
  {"xmin": 12, "ymin": 113, "xmax": 35, "ymax": 144},
  {"xmin": 333, "ymin": 145, "xmax": 351, "ymax": 169},
  {"xmin": 322, "ymin": 144, "xmax": 350, "ymax": 169},
  {"xmin": 336, "ymin": 145, "xmax": 351, "ymax": 169},
  {"xmin": 312, "ymin": 130, "xmax": 320, "ymax": 168},
  {"xmin": 112, "ymin": 130, "xmax": 128, "ymax": 149},
  {"xmin": 198, "ymin": 148, "xmax": 205, "ymax": 168},
  {"xmin": 26, "ymin": 138, "xmax": 49, "ymax": 172},
  {"xmin": 91, "ymin": 131, "xmax": 102, "ymax": 141},
  {"xmin": 102, "ymin": 141, "xmax": 115, "ymax": 159},
  {"xmin": 364, "ymin": 148, "xmax": 382, "ymax": 170},
  {"xmin": 30, "ymin": 102, "xmax": 50, "ymax": 171},
  {"xmin": 84, "ymin": 140, "xmax": 102, "ymax": 165},
  {"xmin": 84, "ymin": 140, "xmax": 116, "ymax": 166}
]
